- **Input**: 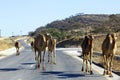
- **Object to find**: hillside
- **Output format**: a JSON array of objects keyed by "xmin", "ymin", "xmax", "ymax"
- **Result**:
[
  {"xmin": 45, "ymin": 14, "xmax": 108, "ymax": 30},
  {"xmin": 29, "ymin": 14, "xmax": 120, "ymax": 41}
]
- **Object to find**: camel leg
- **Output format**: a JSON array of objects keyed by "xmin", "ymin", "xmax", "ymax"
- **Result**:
[
  {"xmin": 16, "ymin": 48, "xmax": 18, "ymax": 55},
  {"xmin": 90, "ymin": 51, "xmax": 93, "ymax": 74},
  {"xmin": 81, "ymin": 52, "xmax": 85, "ymax": 72},
  {"xmin": 81, "ymin": 58, "xmax": 85, "ymax": 72},
  {"xmin": 103, "ymin": 55, "xmax": 107, "ymax": 75},
  {"xmin": 40, "ymin": 52, "xmax": 41, "ymax": 63},
  {"xmin": 86, "ymin": 60, "xmax": 88, "ymax": 74},
  {"xmin": 42, "ymin": 50, "xmax": 46, "ymax": 70},
  {"xmin": 38, "ymin": 52, "xmax": 40, "ymax": 68},
  {"xmin": 16, "ymin": 48, "xmax": 20, "ymax": 56},
  {"xmin": 89, "ymin": 59, "xmax": 93, "ymax": 74},
  {"xmin": 36, "ymin": 51, "xmax": 40, "ymax": 69},
  {"xmin": 34, "ymin": 48, "xmax": 37, "ymax": 60},
  {"xmin": 105, "ymin": 56, "xmax": 109, "ymax": 75},
  {"xmin": 109, "ymin": 56, "xmax": 114, "ymax": 77},
  {"xmin": 50, "ymin": 51, "xmax": 52, "ymax": 64},
  {"xmin": 18, "ymin": 48, "xmax": 20, "ymax": 55},
  {"xmin": 48, "ymin": 50, "xmax": 50, "ymax": 63},
  {"xmin": 106, "ymin": 58, "xmax": 110, "ymax": 75},
  {"xmin": 53, "ymin": 49, "xmax": 56, "ymax": 64}
]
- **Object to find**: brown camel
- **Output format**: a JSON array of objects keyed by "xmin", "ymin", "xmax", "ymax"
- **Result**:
[
  {"xmin": 81, "ymin": 35, "xmax": 94, "ymax": 74},
  {"xmin": 47, "ymin": 37, "xmax": 56, "ymax": 64},
  {"xmin": 102, "ymin": 33, "xmax": 117, "ymax": 77},
  {"xmin": 15, "ymin": 41, "xmax": 21, "ymax": 56},
  {"xmin": 34, "ymin": 34, "xmax": 46, "ymax": 70}
]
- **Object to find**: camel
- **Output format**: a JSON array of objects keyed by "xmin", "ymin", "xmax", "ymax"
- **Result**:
[
  {"xmin": 15, "ymin": 41, "xmax": 21, "ymax": 56},
  {"xmin": 81, "ymin": 35, "xmax": 94, "ymax": 74},
  {"xmin": 102, "ymin": 33, "xmax": 117, "ymax": 77},
  {"xmin": 34, "ymin": 34, "xmax": 46, "ymax": 70},
  {"xmin": 44, "ymin": 33, "xmax": 57, "ymax": 64},
  {"xmin": 47, "ymin": 37, "xmax": 56, "ymax": 64}
]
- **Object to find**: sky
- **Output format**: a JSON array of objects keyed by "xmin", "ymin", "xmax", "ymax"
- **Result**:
[{"xmin": 0, "ymin": 0, "xmax": 120, "ymax": 37}]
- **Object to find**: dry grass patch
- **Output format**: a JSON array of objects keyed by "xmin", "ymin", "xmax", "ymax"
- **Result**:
[{"xmin": 0, "ymin": 38, "xmax": 14, "ymax": 51}]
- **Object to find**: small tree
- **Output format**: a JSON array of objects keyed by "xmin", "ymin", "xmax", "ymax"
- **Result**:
[{"xmin": 47, "ymin": 28, "xmax": 66, "ymax": 41}]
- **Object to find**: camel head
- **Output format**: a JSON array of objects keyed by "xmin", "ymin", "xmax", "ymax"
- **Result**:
[{"xmin": 88, "ymin": 35, "xmax": 94, "ymax": 40}]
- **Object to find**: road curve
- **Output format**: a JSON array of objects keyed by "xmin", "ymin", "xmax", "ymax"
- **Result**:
[{"xmin": 0, "ymin": 40, "xmax": 109, "ymax": 80}]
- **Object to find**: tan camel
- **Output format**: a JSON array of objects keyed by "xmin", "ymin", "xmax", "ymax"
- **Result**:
[
  {"xmin": 47, "ymin": 37, "xmax": 56, "ymax": 64},
  {"xmin": 34, "ymin": 34, "xmax": 46, "ymax": 70},
  {"xmin": 102, "ymin": 33, "xmax": 117, "ymax": 77},
  {"xmin": 81, "ymin": 35, "xmax": 94, "ymax": 74},
  {"xmin": 15, "ymin": 41, "xmax": 21, "ymax": 56}
]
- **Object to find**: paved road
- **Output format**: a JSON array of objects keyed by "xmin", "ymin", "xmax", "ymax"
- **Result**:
[{"xmin": 0, "ymin": 40, "xmax": 108, "ymax": 80}]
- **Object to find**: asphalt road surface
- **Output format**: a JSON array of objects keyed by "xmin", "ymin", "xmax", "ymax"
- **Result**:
[{"xmin": 0, "ymin": 40, "xmax": 110, "ymax": 80}]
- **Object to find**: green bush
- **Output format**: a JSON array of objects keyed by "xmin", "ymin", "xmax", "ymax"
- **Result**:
[{"xmin": 48, "ymin": 28, "xmax": 66, "ymax": 41}]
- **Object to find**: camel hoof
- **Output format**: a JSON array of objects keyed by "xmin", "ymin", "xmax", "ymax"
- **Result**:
[
  {"xmin": 103, "ymin": 70, "xmax": 106, "ymax": 76},
  {"xmin": 53, "ymin": 62, "xmax": 56, "ymax": 65},
  {"xmin": 38, "ymin": 65, "xmax": 40, "ymax": 68},
  {"xmin": 35, "ymin": 64, "xmax": 40, "ymax": 69},
  {"xmin": 109, "ymin": 73, "xmax": 113, "ymax": 77},
  {"xmin": 103, "ymin": 73, "xmax": 105, "ymax": 76},
  {"xmin": 109, "ymin": 75, "xmax": 113, "ymax": 77},
  {"xmin": 90, "ymin": 71, "xmax": 94, "ymax": 75},
  {"xmin": 16, "ymin": 53, "xmax": 20, "ymax": 56},
  {"xmin": 81, "ymin": 68, "xmax": 84, "ymax": 72},
  {"xmin": 43, "ymin": 67, "xmax": 46, "ymax": 70}
]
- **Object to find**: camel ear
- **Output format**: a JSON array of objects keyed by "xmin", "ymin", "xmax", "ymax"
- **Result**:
[{"xmin": 111, "ymin": 33, "xmax": 117, "ymax": 39}]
